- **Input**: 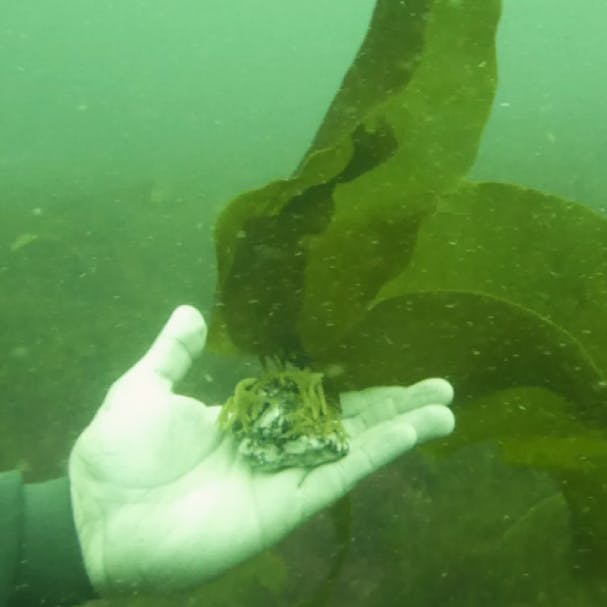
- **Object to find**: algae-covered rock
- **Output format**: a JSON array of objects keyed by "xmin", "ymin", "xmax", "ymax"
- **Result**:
[{"xmin": 218, "ymin": 365, "xmax": 348, "ymax": 471}]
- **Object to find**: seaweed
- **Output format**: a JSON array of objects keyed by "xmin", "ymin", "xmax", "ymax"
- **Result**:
[
  {"xmin": 209, "ymin": 0, "xmax": 607, "ymax": 576},
  {"xmin": 218, "ymin": 363, "xmax": 348, "ymax": 471}
]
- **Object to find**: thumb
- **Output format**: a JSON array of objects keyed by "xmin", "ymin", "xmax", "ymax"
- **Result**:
[{"xmin": 130, "ymin": 305, "xmax": 207, "ymax": 388}]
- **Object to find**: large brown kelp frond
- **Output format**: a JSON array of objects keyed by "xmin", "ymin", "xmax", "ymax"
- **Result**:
[
  {"xmin": 210, "ymin": 0, "xmax": 501, "ymax": 358},
  {"xmin": 210, "ymin": 0, "xmax": 607, "ymax": 582}
]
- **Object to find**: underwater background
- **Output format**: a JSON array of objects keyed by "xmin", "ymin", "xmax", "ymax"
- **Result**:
[{"xmin": 2, "ymin": 1, "xmax": 607, "ymax": 605}]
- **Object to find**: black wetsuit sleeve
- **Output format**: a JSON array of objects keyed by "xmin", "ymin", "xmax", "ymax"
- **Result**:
[
  {"xmin": 0, "ymin": 471, "xmax": 96, "ymax": 607},
  {"xmin": 0, "ymin": 472, "xmax": 21, "ymax": 607}
]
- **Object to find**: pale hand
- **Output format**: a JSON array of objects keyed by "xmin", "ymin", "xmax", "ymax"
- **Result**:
[{"xmin": 69, "ymin": 306, "xmax": 455, "ymax": 595}]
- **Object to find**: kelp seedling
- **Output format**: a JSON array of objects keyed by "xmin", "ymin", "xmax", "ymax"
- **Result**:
[{"xmin": 218, "ymin": 362, "xmax": 348, "ymax": 471}]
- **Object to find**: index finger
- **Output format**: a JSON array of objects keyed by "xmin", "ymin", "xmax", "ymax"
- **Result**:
[
  {"xmin": 133, "ymin": 305, "xmax": 207, "ymax": 386},
  {"xmin": 340, "ymin": 378, "xmax": 454, "ymax": 422}
]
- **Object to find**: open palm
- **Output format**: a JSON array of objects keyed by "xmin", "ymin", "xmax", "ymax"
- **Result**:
[{"xmin": 69, "ymin": 306, "xmax": 454, "ymax": 595}]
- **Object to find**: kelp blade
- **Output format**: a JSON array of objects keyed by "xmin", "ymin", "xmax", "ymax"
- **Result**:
[{"xmin": 209, "ymin": 0, "xmax": 501, "ymax": 358}]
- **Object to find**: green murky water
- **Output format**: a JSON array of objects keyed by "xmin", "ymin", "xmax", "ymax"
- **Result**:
[{"xmin": 2, "ymin": 1, "xmax": 607, "ymax": 605}]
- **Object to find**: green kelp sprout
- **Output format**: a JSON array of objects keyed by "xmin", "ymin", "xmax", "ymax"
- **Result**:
[{"xmin": 218, "ymin": 362, "xmax": 348, "ymax": 472}]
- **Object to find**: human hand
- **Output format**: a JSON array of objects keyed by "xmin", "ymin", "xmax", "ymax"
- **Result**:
[{"xmin": 69, "ymin": 306, "xmax": 454, "ymax": 595}]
